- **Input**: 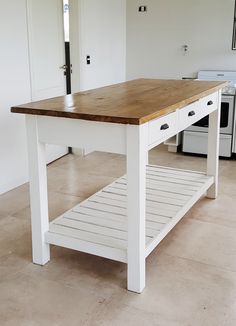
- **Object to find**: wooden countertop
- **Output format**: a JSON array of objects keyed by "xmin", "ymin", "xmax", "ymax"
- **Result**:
[{"xmin": 11, "ymin": 79, "xmax": 227, "ymax": 125}]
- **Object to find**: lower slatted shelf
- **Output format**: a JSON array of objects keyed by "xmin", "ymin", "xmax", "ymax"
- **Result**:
[{"xmin": 45, "ymin": 165, "xmax": 214, "ymax": 263}]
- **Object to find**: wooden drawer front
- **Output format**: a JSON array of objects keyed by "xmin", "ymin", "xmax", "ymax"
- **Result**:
[
  {"xmin": 178, "ymin": 100, "xmax": 201, "ymax": 131},
  {"xmin": 179, "ymin": 92, "xmax": 219, "ymax": 132},
  {"xmin": 149, "ymin": 111, "xmax": 178, "ymax": 145},
  {"xmin": 199, "ymin": 92, "xmax": 218, "ymax": 116}
]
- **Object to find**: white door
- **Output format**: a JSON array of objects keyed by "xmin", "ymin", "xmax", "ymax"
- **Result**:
[
  {"xmin": 78, "ymin": 0, "xmax": 126, "ymax": 91},
  {"xmin": 27, "ymin": 0, "xmax": 68, "ymax": 163}
]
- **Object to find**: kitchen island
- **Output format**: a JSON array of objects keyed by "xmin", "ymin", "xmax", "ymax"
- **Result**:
[{"xmin": 11, "ymin": 79, "xmax": 226, "ymax": 293}]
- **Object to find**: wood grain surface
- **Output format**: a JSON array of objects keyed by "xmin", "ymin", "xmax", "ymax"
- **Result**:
[{"xmin": 11, "ymin": 79, "xmax": 227, "ymax": 125}]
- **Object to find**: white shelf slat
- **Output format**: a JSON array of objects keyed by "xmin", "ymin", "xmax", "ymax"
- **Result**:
[{"xmin": 45, "ymin": 165, "xmax": 214, "ymax": 263}]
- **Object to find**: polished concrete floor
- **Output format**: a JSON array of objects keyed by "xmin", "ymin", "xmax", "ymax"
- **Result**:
[{"xmin": 1, "ymin": 145, "xmax": 236, "ymax": 326}]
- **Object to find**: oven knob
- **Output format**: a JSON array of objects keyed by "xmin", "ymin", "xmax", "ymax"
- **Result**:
[{"xmin": 207, "ymin": 100, "xmax": 213, "ymax": 106}]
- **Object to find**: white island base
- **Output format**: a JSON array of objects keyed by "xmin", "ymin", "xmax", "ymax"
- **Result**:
[
  {"xmin": 46, "ymin": 165, "xmax": 214, "ymax": 264},
  {"xmin": 12, "ymin": 79, "xmax": 224, "ymax": 293}
]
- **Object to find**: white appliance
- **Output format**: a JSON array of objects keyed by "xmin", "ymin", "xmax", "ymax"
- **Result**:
[{"xmin": 183, "ymin": 70, "xmax": 236, "ymax": 157}]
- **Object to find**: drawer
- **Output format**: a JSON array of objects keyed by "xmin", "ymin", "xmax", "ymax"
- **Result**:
[
  {"xmin": 199, "ymin": 92, "xmax": 218, "ymax": 116},
  {"xmin": 178, "ymin": 100, "xmax": 202, "ymax": 131},
  {"xmin": 148, "ymin": 111, "xmax": 178, "ymax": 145},
  {"xmin": 179, "ymin": 92, "xmax": 219, "ymax": 132}
]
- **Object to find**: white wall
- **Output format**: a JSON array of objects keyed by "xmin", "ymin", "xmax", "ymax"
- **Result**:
[
  {"xmin": 0, "ymin": 0, "xmax": 31, "ymax": 194},
  {"xmin": 0, "ymin": 0, "xmax": 127, "ymax": 194},
  {"xmin": 78, "ymin": 0, "xmax": 126, "ymax": 90},
  {"xmin": 126, "ymin": 0, "xmax": 236, "ymax": 80}
]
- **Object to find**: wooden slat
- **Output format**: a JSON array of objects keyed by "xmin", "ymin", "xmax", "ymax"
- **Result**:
[
  {"xmin": 47, "ymin": 165, "xmax": 214, "ymax": 264},
  {"xmin": 49, "ymin": 224, "xmax": 127, "ymax": 250},
  {"xmin": 146, "ymin": 187, "xmax": 194, "ymax": 198},
  {"xmin": 146, "ymin": 214, "xmax": 171, "ymax": 224},
  {"xmin": 121, "ymin": 170, "xmax": 206, "ymax": 185},
  {"xmin": 145, "ymin": 175, "xmax": 214, "ymax": 257},
  {"xmin": 49, "ymin": 223, "xmax": 153, "ymax": 250},
  {"xmin": 146, "ymin": 206, "xmax": 175, "ymax": 218},
  {"xmin": 146, "ymin": 174, "xmax": 206, "ymax": 186},
  {"xmin": 148, "ymin": 180, "xmax": 199, "ymax": 192},
  {"xmin": 106, "ymin": 184, "xmax": 194, "ymax": 199},
  {"xmin": 111, "ymin": 182, "xmax": 197, "ymax": 196},
  {"xmin": 102, "ymin": 188, "xmax": 190, "ymax": 203},
  {"xmin": 146, "ymin": 221, "xmax": 165, "ymax": 232},
  {"xmin": 146, "ymin": 178, "xmax": 203, "ymax": 190},
  {"xmin": 72, "ymin": 205, "xmax": 124, "ymax": 221},
  {"xmin": 88, "ymin": 196, "xmax": 126, "ymax": 208},
  {"xmin": 65, "ymin": 211, "xmax": 126, "ymax": 230},
  {"xmin": 89, "ymin": 195, "xmax": 180, "ymax": 212},
  {"xmin": 146, "ymin": 213, "xmax": 172, "ymax": 226},
  {"xmin": 98, "ymin": 191, "xmax": 186, "ymax": 206},
  {"xmin": 148, "ymin": 165, "xmax": 206, "ymax": 177},
  {"xmin": 81, "ymin": 200, "xmax": 126, "ymax": 216},
  {"xmin": 146, "ymin": 169, "xmax": 208, "ymax": 183},
  {"xmin": 64, "ymin": 211, "xmax": 160, "ymax": 237},
  {"xmin": 117, "ymin": 178, "xmax": 201, "ymax": 191},
  {"xmin": 82, "ymin": 198, "xmax": 176, "ymax": 218},
  {"xmin": 73, "ymin": 203, "xmax": 171, "ymax": 228},
  {"xmin": 55, "ymin": 217, "xmax": 128, "ymax": 240},
  {"xmin": 146, "ymin": 193, "xmax": 186, "ymax": 206}
]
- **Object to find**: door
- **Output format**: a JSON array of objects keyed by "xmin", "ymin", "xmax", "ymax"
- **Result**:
[
  {"xmin": 78, "ymin": 0, "xmax": 126, "ymax": 91},
  {"xmin": 27, "ymin": 0, "xmax": 68, "ymax": 163}
]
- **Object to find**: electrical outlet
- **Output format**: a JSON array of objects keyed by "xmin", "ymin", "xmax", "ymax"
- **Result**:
[{"xmin": 138, "ymin": 6, "xmax": 147, "ymax": 12}]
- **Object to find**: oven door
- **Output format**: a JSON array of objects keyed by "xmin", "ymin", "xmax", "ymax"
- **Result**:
[{"xmin": 187, "ymin": 95, "xmax": 234, "ymax": 135}]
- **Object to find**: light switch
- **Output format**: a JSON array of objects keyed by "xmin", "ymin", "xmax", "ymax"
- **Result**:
[
  {"xmin": 86, "ymin": 55, "xmax": 91, "ymax": 65},
  {"xmin": 139, "ymin": 6, "xmax": 147, "ymax": 12}
]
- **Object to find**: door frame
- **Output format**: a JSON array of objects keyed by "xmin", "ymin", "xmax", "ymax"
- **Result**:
[
  {"xmin": 26, "ymin": 0, "xmax": 70, "ymax": 162},
  {"xmin": 69, "ymin": 0, "xmax": 82, "ymax": 93}
]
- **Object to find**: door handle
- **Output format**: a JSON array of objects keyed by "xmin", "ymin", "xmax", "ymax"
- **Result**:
[
  {"xmin": 59, "ymin": 64, "xmax": 68, "ymax": 70},
  {"xmin": 160, "ymin": 123, "xmax": 169, "ymax": 130},
  {"xmin": 188, "ymin": 110, "xmax": 196, "ymax": 117}
]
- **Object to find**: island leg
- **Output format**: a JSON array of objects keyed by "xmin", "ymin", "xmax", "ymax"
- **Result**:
[
  {"xmin": 25, "ymin": 115, "xmax": 50, "ymax": 265},
  {"xmin": 126, "ymin": 124, "xmax": 148, "ymax": 293},
  {"xmin": 207, "ymin": 91, "xmax": 221, "ymax": 199}
]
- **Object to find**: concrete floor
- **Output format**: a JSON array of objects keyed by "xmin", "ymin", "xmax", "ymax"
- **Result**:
[{"xmin": 1, "ymin": 145, "xmax": 236, "ymax": 326}]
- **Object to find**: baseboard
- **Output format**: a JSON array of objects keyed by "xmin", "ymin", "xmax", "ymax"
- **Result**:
[
  {"xmin": 0, "ymin": 175, "xmax": 28, "ymax": 195},
  {"xmin": 72, "ymin": 147, "xmax": 94, "ymax": 156}
]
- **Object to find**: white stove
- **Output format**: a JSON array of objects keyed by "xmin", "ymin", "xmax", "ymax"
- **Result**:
[
  {"xmin": 198, "ymin": 70, "xmax": 236, "ymax": 95},
  {"xmin": 222, "ymin": 85, "xmax": 236, "ymax": 96},
  {"xmin": 183, "ymin": 70, "xmax": 236, "ymax": 157}
]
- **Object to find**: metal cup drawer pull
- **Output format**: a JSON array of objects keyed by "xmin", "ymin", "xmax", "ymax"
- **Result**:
[
  {"xmin": 160, "ymin": 123, "xmax": 170, "ymax": 130},
  {"xmin": 188, "ymin": 110, "xmax": 196, "ymax": 117},
  {"xmin": 207, "ymin": 100, "xmax": 213, "ymax": 106}
]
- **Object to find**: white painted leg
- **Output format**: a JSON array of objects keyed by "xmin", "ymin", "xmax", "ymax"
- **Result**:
[
  {"xmin": 146, "ymin": 149, "xmax": 149, "ymax": 165},
  {"xmin": 207, "ymin": 91, "xmax": 221, "ymax": 199},
  {"xmin": 126, "ymin": 124, "xmax": 148, "ymax": 293},
  {"xmin": 25, "ymin": 115, "xmax": 50, "ymax": 265}
]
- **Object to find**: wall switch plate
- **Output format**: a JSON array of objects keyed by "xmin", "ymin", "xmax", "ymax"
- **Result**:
[
  {"xmin": 86, "ymin": 55, "xmax": 91, "ymax": 65},
  {"xmin": 139, "ymin": 6, "xmax": 147, "ymax": 12}
]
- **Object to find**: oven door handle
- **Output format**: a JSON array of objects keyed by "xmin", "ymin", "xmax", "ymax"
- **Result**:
[{"xmin": 207, "ymin": 100, "xmax": 214, "ymax": 106}]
